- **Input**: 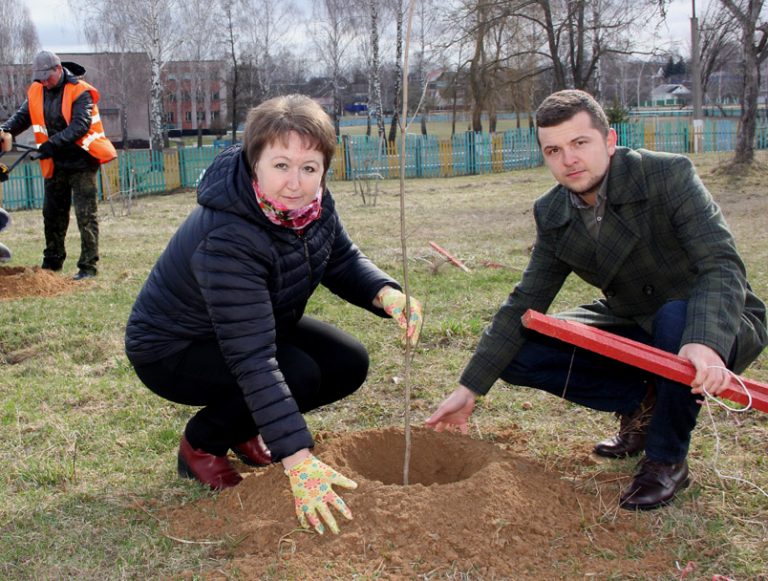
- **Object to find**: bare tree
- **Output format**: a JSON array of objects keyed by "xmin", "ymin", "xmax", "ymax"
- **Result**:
[
  {"xmin": 388, "ymin": 0, "xmax": 404, "ymax": 143},
  {"xmin": 241, "ymin": 0, "xmax": 297, "ymax": 104},
  {"xmin": 72, "ymin": 0, "xmax": 181, "ymax": 151},
  {"xmin": 366, "ymin": 0, "xmax": 387, "ymax": 139},
  {"xmin": 179, "ymin": 0, "xmax": 222, "ymax": 145},
  {"xmin": 310, "ymin": 0, "xmax": 359, "ymax": 135},
  {"xmin": 0, "ymin": 3, "xmax": 39, "ymax": 64},
  {"xmin": 220, "ymin": 0, "xmax": 241, "ymax": 143},
  {"xmin": 698, "ymin": 0, "xmax": 739, "ymax": 105},
  {"xmin": 720, "ymin": 0, "xmax": 768, "ymax": 165},
  {"xmin": 0, "ymin": 4, "xmax": 39, "ymax": 118},
  {"xmin": 520, "ymin": 0, "xmax": 662, "ymax": 92}
]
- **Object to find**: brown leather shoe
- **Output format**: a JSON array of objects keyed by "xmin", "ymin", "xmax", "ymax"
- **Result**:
[
  {"xmin": 594, "ymin": 387, "xmax": 655, "ymax": 458},
  {"xmin": 619, "ymin": 457, "xmax": 690, "ymax": 510},
  {"xmin": 177, "ymin": 435, "xmax": 242, "ymax": 490},
  {"xmin": 232, "ymin": 434, "xmax": 272, "ymax": 467}
]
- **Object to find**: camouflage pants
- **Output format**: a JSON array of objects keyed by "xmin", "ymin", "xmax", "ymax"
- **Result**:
[{"xmin": 42, "ymin": 169, "xmax": 99, "ymax": 274}]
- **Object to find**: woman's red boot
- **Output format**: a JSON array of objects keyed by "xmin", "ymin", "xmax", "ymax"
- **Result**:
[
  {"xmin": 232, "ymin": 434, "xmax": 272, "ymax": 467},
  {"xmin": 177, "ymin": 435, "xmax": 242, "ymax": 490}
]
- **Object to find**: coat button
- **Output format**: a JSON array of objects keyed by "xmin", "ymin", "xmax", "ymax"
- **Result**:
[{"xmin": 643, "ymin": 284, "xmax": 654, "ymax": 296}]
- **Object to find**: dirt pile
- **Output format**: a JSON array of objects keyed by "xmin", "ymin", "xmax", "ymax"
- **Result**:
[
  {"xmin": 0, "ymin": 266, "xmax": 80, "ymax": 300},
  {"xmin": 165, "ymin": 427, "xmax": 674, "ymax": 579}
]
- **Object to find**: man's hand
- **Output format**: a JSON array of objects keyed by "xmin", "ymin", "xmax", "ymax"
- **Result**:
[
  {"xmin": 425, "ymin": 385, "xmax": 477, "ymax": 434},
  {"xmin": 679, "ymin": 343, "xmax": 731, "ymax": 398},
  {"xmin": 0, "ymin": 131, "xmax": 11, "ymax": 153},
  {"xmin": 37, "ymin": 141, "xmax": 54, "ymax": 159}
]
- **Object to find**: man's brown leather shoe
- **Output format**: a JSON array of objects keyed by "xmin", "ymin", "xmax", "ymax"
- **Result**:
[
  {"xmin": 619, "ymin": 457, "xmax": 689, "ymax": 510},
  {"xmin": 177, "ymin": 435, "xmax": 242, "ymax": 490},
  {"xmin": 232, "ymin": 434, "xmax": 272, "ymax": 467},
  {"xmin": 594, "ymin": 388, "xmax": 655, "ymax": 458}
]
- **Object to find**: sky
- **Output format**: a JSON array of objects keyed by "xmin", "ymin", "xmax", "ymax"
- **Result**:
[{"xmin": 23, "ymin": 0, "xmax": 700, "ymax": 56}]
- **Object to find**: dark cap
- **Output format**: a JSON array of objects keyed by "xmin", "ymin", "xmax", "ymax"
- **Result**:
[{"xmin": 32, "ymin": 51, "xmax": 61, "ymax": 82}]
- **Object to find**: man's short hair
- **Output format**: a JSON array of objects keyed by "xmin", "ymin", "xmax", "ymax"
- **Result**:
[{"xmin": 535, "ymin": 90, "xmax": 610, "ymax": 136}]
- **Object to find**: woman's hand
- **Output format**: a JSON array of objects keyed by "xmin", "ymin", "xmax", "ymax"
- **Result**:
[
  {"xmin": 425, "ymin": 385, "xmax": 477, "ymax": 434},
  {"xmin": 284, "ymin": 453, "xmax": 358, "ymax": 535},
  {"xmin": 376, "ymin": 286, "xmax": 423, "ymax": 347}
]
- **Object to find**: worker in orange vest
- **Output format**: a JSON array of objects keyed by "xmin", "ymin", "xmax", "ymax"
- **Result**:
[{"xmin": 0, "ymin": 50, "xmax": 116, "ymax": 280}]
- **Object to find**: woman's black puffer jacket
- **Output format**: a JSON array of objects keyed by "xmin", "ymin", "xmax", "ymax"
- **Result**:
[{"xmin": 125, "ymin": 145, "xmax": 398, "ymax": 460}]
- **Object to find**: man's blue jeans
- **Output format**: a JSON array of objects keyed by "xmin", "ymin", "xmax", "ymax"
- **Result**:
[{"xmin": 500, "ymin": 301, "xmax": 729, "ymax": 464}]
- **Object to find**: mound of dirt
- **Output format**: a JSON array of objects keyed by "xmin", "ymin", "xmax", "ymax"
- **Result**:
[
  {"xmin": 165, "ymin": 427, "xmax": 674, "ymax": 579},
  {"xmin": 0, "ymin": 266, "xmax": 80, "ymax": 300}
]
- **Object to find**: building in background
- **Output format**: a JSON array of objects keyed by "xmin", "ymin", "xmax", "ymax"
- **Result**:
[{"xmin": 162, "ymin": 60, "xmax": 227, "ymax": 136}]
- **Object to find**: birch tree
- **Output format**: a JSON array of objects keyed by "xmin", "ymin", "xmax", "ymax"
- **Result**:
[
  {"xmin": 388, "ymin": 0, "xmax": 404, "ymax": 143},
  {"xmin": 367, "ymin": 0, "xmax": 387, "ymax": 139},
  {"xmin": 72, "ymin": 0, "xmax": 181, "ymax": 151},
  {"xmin": 720, "ymin": 0, "xmax": 768, "ymax": 165}
]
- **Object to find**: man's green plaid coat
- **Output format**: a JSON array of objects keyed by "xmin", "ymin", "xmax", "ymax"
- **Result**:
[{"xmin": 461, "ymin": 147, "xmax": 768, "ymax": 395}]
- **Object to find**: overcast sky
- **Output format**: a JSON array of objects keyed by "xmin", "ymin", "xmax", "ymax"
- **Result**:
[{"xmin": 23, "ymin": 0, "xmax": 699, "ymax": 56}]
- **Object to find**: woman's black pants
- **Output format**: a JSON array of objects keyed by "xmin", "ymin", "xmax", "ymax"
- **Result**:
[{"xmin": 131, "ymin": 317, "xmax": 369, "ymax": 456}]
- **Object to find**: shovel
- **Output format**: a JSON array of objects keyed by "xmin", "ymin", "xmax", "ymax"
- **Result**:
[{"xmin": 0, "ymin": 143, "xmax": 40, "ymax": 183}]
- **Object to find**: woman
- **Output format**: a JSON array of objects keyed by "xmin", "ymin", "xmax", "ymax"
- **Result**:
[{"xmin": 125, "ymin": 95, "xmax": 422, "ymax": 535}]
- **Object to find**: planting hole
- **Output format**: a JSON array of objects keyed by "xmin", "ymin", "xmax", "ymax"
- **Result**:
[{"xmin": 340, "ymin": 427, "xmax": 493, "ymax": 485}]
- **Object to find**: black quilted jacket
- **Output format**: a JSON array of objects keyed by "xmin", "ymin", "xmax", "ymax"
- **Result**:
[{"xmin": 125, "ymin": 145, "xmax": 398, "ymax": 459}]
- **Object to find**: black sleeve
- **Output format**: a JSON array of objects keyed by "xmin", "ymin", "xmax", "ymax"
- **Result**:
[
  {"xmin": 0, "ymin": 100, "xmax": 32, "ymax": 135},
  {"xmin": 47, "ymin": 91, "xmax": 93, "ymax": 147}
]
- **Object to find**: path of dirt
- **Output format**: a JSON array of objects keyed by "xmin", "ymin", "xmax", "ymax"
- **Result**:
[
  {"xmin": 165, "ymin": 427, "xmax": 675, "ymax": 579},
  {"xmin": 0, "ymin": 265, "xmax": 80, "ymax": 300}
]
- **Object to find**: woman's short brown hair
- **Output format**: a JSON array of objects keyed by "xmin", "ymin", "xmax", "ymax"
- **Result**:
[
  {"xmin": 243, "ymin": 94, "xmax": 337, "ymax": 178},
  {"xmin": 535, "ymin": 90, "xmax": 610, "ymax": 136}
]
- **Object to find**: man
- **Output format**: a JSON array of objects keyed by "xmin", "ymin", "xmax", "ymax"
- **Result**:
[
  {"xmin": 0, "ymin": 50, "xmax": 116, "ymax": 280},
  {"xmin": 426, "ymin": 90, "xmax": 767, "ymax": 511}
]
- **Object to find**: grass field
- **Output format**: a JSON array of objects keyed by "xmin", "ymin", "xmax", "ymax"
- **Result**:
[{"xmin": 0, "ymin": 151, "xmax": 766, "ymax": 579}]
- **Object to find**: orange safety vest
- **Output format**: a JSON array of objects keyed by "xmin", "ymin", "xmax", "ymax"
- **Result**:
[{"xmin": 28, "ymin": 80, "xmax": 117, "ymax": 178}]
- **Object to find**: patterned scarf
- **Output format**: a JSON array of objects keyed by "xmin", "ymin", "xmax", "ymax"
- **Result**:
[{"xmin": 252, "ymin": 179, "xmax": 323, "ymax": 231}]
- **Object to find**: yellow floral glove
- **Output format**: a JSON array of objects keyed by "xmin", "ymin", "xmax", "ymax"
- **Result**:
[
  {"xmin": 378, "ymin": 287, "xmax": 423, "ymax": 346},
  {"xmin": 285, "ymin": 454, "xmax": 357, "ymax": 535}
]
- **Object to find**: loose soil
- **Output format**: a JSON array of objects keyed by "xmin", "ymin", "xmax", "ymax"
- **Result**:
[
  {"xmin": 165, "ymin": 427, "xmax": 674, "ymax": 579},
  {"xmin": 0, "ymin": 265, "xmax": 80, "ymax": 300}
]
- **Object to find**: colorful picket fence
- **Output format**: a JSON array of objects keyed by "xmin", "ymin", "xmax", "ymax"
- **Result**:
[{"xmin": 2, "ymin": 119, "xmax": 767, "ymax": 211}]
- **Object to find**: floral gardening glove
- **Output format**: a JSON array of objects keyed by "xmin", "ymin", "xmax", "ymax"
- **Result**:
[
  {"xmin": 378, "ymin": 287, "xmax": 423, "ymax": 347},
  {"xmin": 285, "ymin": 454, "xmax": 357, "ymax": 535}
]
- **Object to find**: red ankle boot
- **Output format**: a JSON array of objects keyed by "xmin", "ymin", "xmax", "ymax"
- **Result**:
[
  {"xmin": 177, "ymin": 435, "xmax": 242, "ymax": 490},
  {"xmin": 232, "ymin": 434, "xmax": 272, "ymax": 467}
]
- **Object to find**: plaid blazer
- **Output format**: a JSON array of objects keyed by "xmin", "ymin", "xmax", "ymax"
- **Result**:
[{"xmin": 461, "ymin": 147, "xmax": 767, "ymax": 395}]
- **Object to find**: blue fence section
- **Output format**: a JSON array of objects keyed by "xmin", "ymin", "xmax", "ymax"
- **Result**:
[{"xmin": 2, "ymin": 119, "xmax": 767, "ymax": 211}]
